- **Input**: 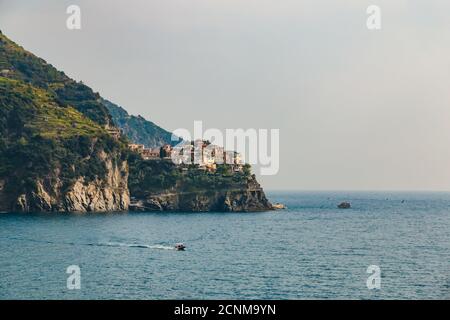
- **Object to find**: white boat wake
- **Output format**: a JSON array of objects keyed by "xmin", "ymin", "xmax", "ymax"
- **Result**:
[
  {"xmin": 5, "ymin": 237, "xmax": 177, "ymax": 250},
  {"xmin": 99, "ymin": 242, "xmax": 175, "ymax": 250}
]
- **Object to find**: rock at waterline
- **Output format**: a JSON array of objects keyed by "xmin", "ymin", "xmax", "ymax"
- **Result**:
[
  {"xmin": 272, "ymin": 203, "xmax": 286, "ymax": 210},
  {"xmin": 337, "ymin": 202, "xmax": 351, "ymax": 209}
]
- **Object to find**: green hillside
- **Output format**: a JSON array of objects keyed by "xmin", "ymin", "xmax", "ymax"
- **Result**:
[
  {"xmin": 0, "ymin": 31, "xmax": 127, "ymax": 209},
  {"xmin": 0, "ymin": 30, "xmax": 112, "ymax": 126},
  {"xmin": 0, "ymin": 75, "xmax": 124, "ymax": 192},
  {"xmin": 102, "ymin": 99, "xmax": 177, "ymax": 148},
  {"xmin": 0, "ymin": 77, "xmax": 103, "ymax": 139}
]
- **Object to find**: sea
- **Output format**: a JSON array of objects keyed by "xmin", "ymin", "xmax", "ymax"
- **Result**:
[{"xmin": 0, "ymin": 191, "xmax": 449, "ymax": 300}]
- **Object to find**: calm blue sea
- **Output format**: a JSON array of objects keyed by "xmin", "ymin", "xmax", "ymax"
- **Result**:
[{"xmin": 0, "ymin": 191, "xmax": 449, "ymax": 300}]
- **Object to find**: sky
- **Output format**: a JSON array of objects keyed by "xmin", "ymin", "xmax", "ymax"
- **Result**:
[{"xmin": 1, "ymin": 0, "xmax": 450, "ymax": 191}]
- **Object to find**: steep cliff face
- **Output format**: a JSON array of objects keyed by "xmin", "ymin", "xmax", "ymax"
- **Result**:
[
  {"xmin": 0, "ymin": 31, "xmax": 130, "ymax": 213},
  {"xmin": 2, "ymin": 151, "xmax": 129, "ymax": 213},
  {"xmin": 63, "ymin": 156, "xmax": 129, "ymax": 212},
  {"xmin": 130, "ymin": 175, "xmax": 272, "ymax": 212}
]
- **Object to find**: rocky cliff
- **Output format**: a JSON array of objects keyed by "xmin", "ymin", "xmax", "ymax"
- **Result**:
[
  {"xmin": 0, "ymin": 150, "xmax": 129, "ymax": 213},
  {"xmin": 130, "ymin": 174, "xmax": 272, "ymax": 212},
  {"xmin": 0, "ymin": 31, "xmax": 131, "ymax": 213}
]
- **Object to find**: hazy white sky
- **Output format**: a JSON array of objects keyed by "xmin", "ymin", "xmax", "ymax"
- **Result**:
[{"xmin": 1, "ymin": 0, "xmax": 450, "ymax": 190}]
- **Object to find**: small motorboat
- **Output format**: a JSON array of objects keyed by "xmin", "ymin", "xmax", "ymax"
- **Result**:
[{"xmin": 174, "ymin": 243, "xmax": 186, "ymax": 251}]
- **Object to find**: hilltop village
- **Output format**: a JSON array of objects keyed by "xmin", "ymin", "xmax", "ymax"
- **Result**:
[{"xmin": 128, "ymin": 140, "xmax": 244, "ymax": 173}]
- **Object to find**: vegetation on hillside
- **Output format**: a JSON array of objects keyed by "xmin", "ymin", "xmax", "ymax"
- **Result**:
[
  {"xmin": 0, "ymin": 78, "xmax": 103, "ymax": 138},
  {"xmin": 0, "ymin": 31, "xmax": 112, "ymax": 126},
  {"xmin": 102, "ymin": 99, "xmax": 178, "ymax": 148},
  {"xmin": 0, "ymin": 76, "xmax": 127, "ymax": 197},
  {"xmin": 128, "ymin": 155, "xmax": 253, "ymax": 197},
  {"xmin": 0, "ymin": 31, "xmax": 130, "ymax": 201}
]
